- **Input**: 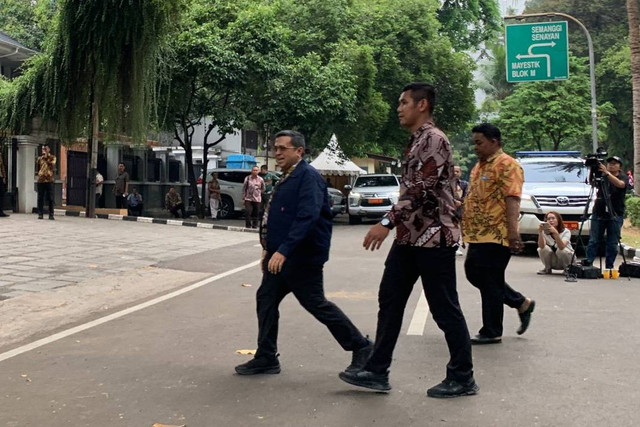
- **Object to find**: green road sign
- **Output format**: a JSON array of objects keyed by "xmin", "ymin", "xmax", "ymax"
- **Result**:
[{"xmin": 505, "ymin": 21, "xmax": 569, "ymax": 83}]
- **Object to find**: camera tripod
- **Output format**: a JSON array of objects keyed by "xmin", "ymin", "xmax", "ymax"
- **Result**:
[{"xmin": 566, "ymin": 172, "xmax": 629, "ymax": 281}]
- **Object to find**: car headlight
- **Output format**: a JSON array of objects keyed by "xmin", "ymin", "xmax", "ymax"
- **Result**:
[{"xmin": 349, "ymin": 193, "xmax": 361, "ymax": 207}]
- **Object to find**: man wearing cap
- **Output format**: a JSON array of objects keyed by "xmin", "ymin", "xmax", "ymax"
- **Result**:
[{"xmin": 583, "ymin": 156, "xmax": 629, "ymax": 269}]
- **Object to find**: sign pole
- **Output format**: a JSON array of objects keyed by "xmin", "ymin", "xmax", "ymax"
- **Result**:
[{"xmin": 505, "ymin": 12, "xmax": 598, "ymax": 152}]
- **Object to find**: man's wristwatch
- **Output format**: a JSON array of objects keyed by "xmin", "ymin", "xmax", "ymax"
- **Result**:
[{"xmin": 380, "ymin": 217, "xmax": 394, "ymax": 230}]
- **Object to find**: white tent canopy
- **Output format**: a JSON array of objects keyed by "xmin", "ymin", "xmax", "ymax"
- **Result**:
[{"xmin": 310, "ymin": 135, "xmax": 366, "ymax": 176}]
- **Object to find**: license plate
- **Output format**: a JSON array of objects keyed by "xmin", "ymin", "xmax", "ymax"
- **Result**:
[
  {"xmin": 368, "ymin": 198, "xmax": 383, "ymax": 204},
  {"xmin": 565, "ymin": 221, "xmax": 579, "ymax": 230}
]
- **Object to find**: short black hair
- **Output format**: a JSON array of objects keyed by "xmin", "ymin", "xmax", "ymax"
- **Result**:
[
  {"xmin": 471, "ymin": 123, "xmax": 502, "ymax": 146},
  {"xmin": 274, "ymin": 130, "xmax": 306, "ymax": 149},
  {"xmin": 402, "ymin": 82, "xmax": 436, "ymax": 115},
  {"xmin": 260, "ymin": 165, "xmax": 268, "ymax": 170}
]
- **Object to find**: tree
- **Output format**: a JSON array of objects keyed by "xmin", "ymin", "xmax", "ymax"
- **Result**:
[
  {"xmin": 437, "ymin": 0, "xmax": 502, "ymax": 51},
  {"xmin": 163, "ymin": 0, "xmax": 294, "ymax": 218},
  {"xmin": 627, "ymin": 0, "xmax": 640, "ymax": 195},
  {"xmin": 0, "ymin": 0, "xmax": 57, "ymax": 50},
  {"xmin": 497, "ymin": 57, "xmax": 614, "ymax": 152}
]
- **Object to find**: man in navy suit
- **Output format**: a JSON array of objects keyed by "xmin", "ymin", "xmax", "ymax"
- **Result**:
[{"xmin": 235, "ymin": 130, "xmax": 373, "ymax": 376}]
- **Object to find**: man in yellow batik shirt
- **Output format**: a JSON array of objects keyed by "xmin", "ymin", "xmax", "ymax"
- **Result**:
[
  {"xmin": 462, "ymin": 123, "xmax": 535, "ymax": 345},
  {"xmin": 37, "ymin": 145, "xmax": 57, "ymax": 220}
]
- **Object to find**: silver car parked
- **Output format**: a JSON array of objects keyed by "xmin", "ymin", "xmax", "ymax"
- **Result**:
[{"xmin": 345, "ymin": 174, "xmax": 400, "ymax": 224}]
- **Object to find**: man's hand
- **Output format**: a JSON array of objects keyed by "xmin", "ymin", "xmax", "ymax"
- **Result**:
[
  {"xmin": 507, "ymin": 232, "xmax": 523, "ymax": 253},
  {"xmin": 363, "ymin": 223, "xmax": 390, "ymax": 251},
  {"xmin": 268, "ymin": 251, "xmax": 286, "ymax": 274},
  {"xmin": 454, "ymin": 200, "xmax": 462, "ymax": 208}
]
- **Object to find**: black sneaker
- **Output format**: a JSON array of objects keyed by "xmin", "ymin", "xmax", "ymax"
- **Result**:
[
  {"xmin": 338, "ymin": 369, "xmax": 391, "ymax": 392},
  {"xmin": 581, "ymin": 259, "xmax": 593, "ymax": 266},
  {"xmin": 49, "ymin": 216, "xmax": 55, "ymax": 220},
  {"xmin": 427, "ymin": 378, "xmax": 479, "ymax": 398},
  {"xmin": 235, "ymin": 356, "xmax": 280, "ymax": 375},
  {"xmin": 38, "ymin": 215, "xmax": 43, "ymax": 219},
  {"xmin": 345, "ymin": 338, "xmax": 374, "ymax": 373}
]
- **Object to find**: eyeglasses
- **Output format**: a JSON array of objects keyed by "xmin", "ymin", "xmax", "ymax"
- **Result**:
[{"xmin": 273, "ymin": 145, "xmax": 298, "ymax": 152}]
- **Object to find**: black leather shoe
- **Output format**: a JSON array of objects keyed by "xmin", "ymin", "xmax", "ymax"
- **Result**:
[
  {"xmin": 427, "ymin": 378, "xmax": 479, "ymax": 398},
  {"xmin": 49, "ymin": 216, "xmax": 55, "ymax": 220},
  {"xmin": 345, "ymin": 338, "xmax": 374, "ymax": 373},
  {"xmin": 470, "ymin": 334, "xmax": 502, "ymax": 345},
  {"xmin": 235, "ymin": 356, "xmax": 280, "ymax": 375},
  {"xmin": 517, "ymin": 300, "xmax": 536, "ymax": 335},
  {"xmin": 339, "ymin": 369, "xmax": 391, "ymax": 392},
  {"xmin": 38, "ymin": 215, "xmax": 43, "ymax": 219},
  {"xmin": 581, "ymin": 259, "xmax": 593, "ymax": 266}
]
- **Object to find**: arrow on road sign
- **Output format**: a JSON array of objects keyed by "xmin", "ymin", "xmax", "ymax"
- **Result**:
[{"xmin": 515, "ymin": 42, "xmax": 556, "ymax": 77}]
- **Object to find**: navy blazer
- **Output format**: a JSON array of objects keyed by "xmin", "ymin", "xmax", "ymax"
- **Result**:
[{"xmin": 265, "ymin": 159, "xmax": 333, "ymax": 266}]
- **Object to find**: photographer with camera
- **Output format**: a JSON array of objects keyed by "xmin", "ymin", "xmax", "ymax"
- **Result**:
[
  {"xmin": 537, "ymin": 211, "xmax": 573, "ymax": 274},
  {"xmin": 582, "ymin": 156, "xmax": 629, "ymax": 269}
]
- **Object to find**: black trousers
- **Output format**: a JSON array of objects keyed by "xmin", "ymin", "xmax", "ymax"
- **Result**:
[
  {"xmin": 128, "ymin": 204, "xmax": 143, "ymax": 216},
  {"xmin": 115, "ymin": 194, "xmax": 126, "ymax": 209},
  {"xmin": 255, "ymin": 255, "xmax": 367, "ymax": 360},
  {"xmin": 245, "ymin": 201, "xmax": 260, "ymax": 228},
  {"xmin": 37, "ymin": 182, "xmax": 54, "ymax": 216},
  {"xmin": 0, "ymin": 179, "xmax": 6, "ymax": 214},
  {"xmin": 169, "ymin": 202, "xmax": 186, "ymax": 218},
  {"xmin": 464, "ymin": 243, "xmax": 526, "ymax": 338},
  {"xmin": 364, "ymin": 243, "xmax": 473, "ymax": 383}
]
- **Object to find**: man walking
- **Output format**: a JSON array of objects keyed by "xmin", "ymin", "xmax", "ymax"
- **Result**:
[
  {"xmin": 242, "ymin": 165, "xmax": 265, "ymax": 228},
  {"xmin": 37, "ymin": 145, "xmax": 56, "ymax": 220},
  {"xmin": 235, "ymin": 130, "xmax": 372, "ymax": 376},
  {"xmin": 338, "ymin": 82, "xmax": 478, "ymax": 398},
  {"xmin": 462, "ymin": 123, "xmax": 535, "ymax": 345},
  {"xmin": 113, "ymin": 163, "xmax": 129, "ymax": 209}
]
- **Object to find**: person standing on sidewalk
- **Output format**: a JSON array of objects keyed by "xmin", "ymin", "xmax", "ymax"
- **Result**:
[
  {"xmin": 235, "ymin": 130, "xmax": 373, "ymax": 377},
  {"xmin": 37, "ymin": 145, "xmax": 56, "ymax": 220},
  {"xmin": 0, "ymin": 151, "xmax": 8, "ymax": 217},
  {"xmin": 242, "ymin": 166, "xmax": 265, "ymax": 228},
  {"xmin": 208, "ymin": 172, "xmax": 222, "ymax": 219},
  {"xmin": 462, "ymin": 123, "xmax": 535, "ymax": 345},
  {"xmin": 95, "ymin": 170, "xmax": 104, "ymax": 208},
  {"xmin": 338, "ymin": 82, "xmax": 478, "ymax": 398},
  {"xmin": 113, "ymin": 163, "xmax": 129, "ymax": 209}
]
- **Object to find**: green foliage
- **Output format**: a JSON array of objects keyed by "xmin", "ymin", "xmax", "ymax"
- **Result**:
[
  {"xmin": 625, "ymin": 195, "xmax": 640, "ymax": 227},
  {"xmin": 437, "ymin": 0, "xmax": 501, "ymax": 50},
  {"xmin": 597, "ymin": 43, "xmax": 633, "ymax": 164},
  {"xmin": 496, "ymin": 56, "xmax": 615, "ymax": 153},
  {"xmin": 0, "ymin": 0, "xmax": 57, "ymax": 50}
]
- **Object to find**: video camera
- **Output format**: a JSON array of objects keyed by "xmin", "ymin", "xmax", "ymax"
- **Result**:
[{"xmin": 584, "ymin": 148, "xmax": 608, "ymax": 182}]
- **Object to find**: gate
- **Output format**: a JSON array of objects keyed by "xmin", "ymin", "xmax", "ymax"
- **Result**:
[{"xmin": 66, "ymin": 151, "xmax": 88, "ymax": 206}]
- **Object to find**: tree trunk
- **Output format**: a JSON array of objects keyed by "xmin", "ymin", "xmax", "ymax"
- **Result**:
[
  {"xmin": 627, "ymin": 0, "xmax": 640, "ymax": 196},
  {"xmin": 183, "ymin": 127, "xmax": 203, "ymax": 217}
]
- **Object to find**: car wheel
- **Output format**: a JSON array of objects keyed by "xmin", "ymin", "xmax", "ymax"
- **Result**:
[
  {"xmin": 219, "ymin": 196, "xmax": 234, "ymax": 219},
  {"xmin": 348, "ymin": 214, "xmax": 362, "ymax": 225}
]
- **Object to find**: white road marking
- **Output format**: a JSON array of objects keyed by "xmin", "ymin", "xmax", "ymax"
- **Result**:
[
  {"xmin": 406, "ymin": 293, "xmax": 430, "ymax": 335},
  {"xmin": 0, "ymin": 260, "xmax": 261, "ymax": 363}
]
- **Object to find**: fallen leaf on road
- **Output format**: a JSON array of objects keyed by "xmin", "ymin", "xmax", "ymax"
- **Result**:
[
  {"xmin": 236, "ymin": 349, "xmax": 256, "ymax": 355},
  {"xmin": 88, "ymin": 264, "xmax": 98, "ymax": 269},
  {"xmin": 241, "ymin": 283, "xmax": 252, "ymax": 287}
]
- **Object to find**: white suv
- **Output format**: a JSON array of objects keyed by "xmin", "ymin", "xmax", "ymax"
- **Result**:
[
  {"xmin": 516, "ymin": 151, "xmax": 593, "ymax": 243},
  {"xmin": 346, "ymin": 174, "xmax": 400, "ymax": 224}
]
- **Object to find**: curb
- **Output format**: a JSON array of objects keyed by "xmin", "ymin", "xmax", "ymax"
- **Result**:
[{"xmin": 51, "ymin": 209, "xmax": 259, "ymax": 234}]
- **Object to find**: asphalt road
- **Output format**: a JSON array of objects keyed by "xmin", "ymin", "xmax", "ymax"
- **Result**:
[{"xmin": 1, "ymin": 215, "xmax": 639, "ymax": 426}]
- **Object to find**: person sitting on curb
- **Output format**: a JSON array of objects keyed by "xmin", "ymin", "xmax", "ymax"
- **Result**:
[
  {"xmin": 537, "ymin": 211, "xmax": 574, "ymax": 274},
  {"xmin": 127, "ymin": 188, "xmax": 143, "ymax": 216},
  {"xmin": 165, "ymin": 187, "xmax": 187, "ymax": 218}
]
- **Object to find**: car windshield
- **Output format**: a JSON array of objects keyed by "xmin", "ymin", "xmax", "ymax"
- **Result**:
[
  {"xmin": 354, "ymin": 176, "xmax": 398, "ymax": 188},
  {"xmin": 521, "ymin": 162, "xmax": 588, "ymax": 183}
]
